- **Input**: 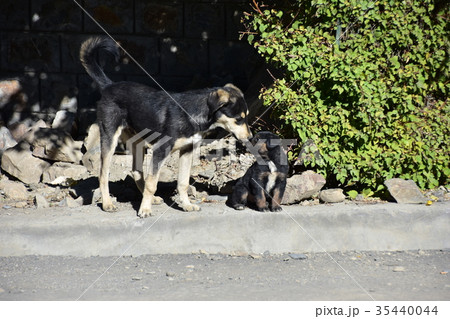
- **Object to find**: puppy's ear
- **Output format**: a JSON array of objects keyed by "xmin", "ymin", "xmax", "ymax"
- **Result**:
[
  {"xmin": 224, "ymin": 83, "xmax": 244, "ymax": 97},
  {"xmin": 208, "ymin": 88, "xmax": 231, "ymax": 113},
  {"xmin": 266, "ymin": 137, "xmax": 281, "ymax": 150}
]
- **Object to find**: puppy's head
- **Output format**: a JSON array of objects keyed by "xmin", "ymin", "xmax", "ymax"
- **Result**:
[
  {"xmin": 251, "ymin": 131, "xmax": 282, "ymax": 159},
  {"xmin": 207, "ymin": 84, "xmax": 252, "ymax": 141}
]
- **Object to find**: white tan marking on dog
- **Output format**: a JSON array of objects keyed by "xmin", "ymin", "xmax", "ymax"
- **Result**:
[{"xmin": 265, "ymin": 160, "xmax": 278, "ymax": 193}]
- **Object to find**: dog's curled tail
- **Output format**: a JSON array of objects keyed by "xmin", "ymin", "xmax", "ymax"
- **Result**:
[{"xmin": 80, "ymin": 37, "xmax": 119, "ymax": 90}]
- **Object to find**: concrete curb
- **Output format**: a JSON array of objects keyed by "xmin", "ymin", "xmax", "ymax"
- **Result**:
[{"xmin": 0, "ymin": 202, "xmax": 448, "ymax": 257}]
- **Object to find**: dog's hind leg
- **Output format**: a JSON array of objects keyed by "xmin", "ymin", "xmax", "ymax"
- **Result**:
[
  {"xmin": 99, "ymin": 125, "xmax": 123, "ymax": 212},
  {"xmin": 228, "ymin": 179, "xmax": 248, "ymax": 210},
  {"xmin": 270, "ymin": 178, "xmax": 286, "ymax": 212},
  {"xmin": 177, "ymin": 149, "xmax": 200, "ymax": 212}
]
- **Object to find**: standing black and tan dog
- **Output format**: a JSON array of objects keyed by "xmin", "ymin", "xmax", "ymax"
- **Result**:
[
  {"xmin": 228, "ymin": 131, "xmax": 288, "ymax": 212},
  {"xmin": 80, "ymin": 37, "xmax": 252, "ymax": 217}
]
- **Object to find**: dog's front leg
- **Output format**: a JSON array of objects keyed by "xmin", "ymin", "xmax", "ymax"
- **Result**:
[
  {"xmin": 137, "ymin": 149, "xmax": 167, "ymax": 218},
  {"xmin": 131, "ymin": 145, "xmax": 163, "ymax": 205},
  {"xmin": 177, "ymin": 149, "xmax": 200, "ymax": 212}
]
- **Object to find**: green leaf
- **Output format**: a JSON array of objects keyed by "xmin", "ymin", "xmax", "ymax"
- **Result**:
[{"xmin": 347, "ymin": 190, "xmax": 359, "ymax": 199}]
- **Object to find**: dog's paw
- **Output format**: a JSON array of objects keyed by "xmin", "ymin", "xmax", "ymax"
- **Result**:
[
  {"xmin": 233, "ymin": 204, "xmax": 245, "ymax": 210},
  {"xmin": 270, "ymin": 206, "xmax": 282, "ymax": 212},
  {"xmin": 152, "ymin": 196, "xmax": 163, "ymax": 205},
  {"xmin": 256, "ymin": 207, "xmax": 270, "ymax": 212},
  {"xmin": 181, "ymin": 203, "xmax": 201, "ymax": 212},
  {"xmin": 137, "ymin": 207, "xmax": 153, "ymax": 218},
  {"xmin": 103, "ymin": 203, "xmax": 118, "ymax": 212}
]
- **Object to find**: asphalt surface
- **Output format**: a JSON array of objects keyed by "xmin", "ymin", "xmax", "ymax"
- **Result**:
[{"xmin": 0, "ymin": 250, "xmax": 449, "ymax": 301}]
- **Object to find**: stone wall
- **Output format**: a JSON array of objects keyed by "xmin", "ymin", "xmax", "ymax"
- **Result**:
[{"xmin": 0, "ymin": 0, "xmax": 261, "ymax": 132}]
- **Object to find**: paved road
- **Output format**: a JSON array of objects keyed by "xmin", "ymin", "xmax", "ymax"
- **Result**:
[{"xmin": 0, "ymin": 250, "xmax": 449, "ymax": 300}]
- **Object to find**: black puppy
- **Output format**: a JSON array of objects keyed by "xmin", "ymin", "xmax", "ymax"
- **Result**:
[{"xmin": 228, "ymin": 131, "xmax": 288, "ymax": 212}]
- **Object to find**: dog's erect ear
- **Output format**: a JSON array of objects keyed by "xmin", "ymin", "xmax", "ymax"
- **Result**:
[{"xmin": 208, "ymin": 88, "xmax": 231, "ymax": 113}]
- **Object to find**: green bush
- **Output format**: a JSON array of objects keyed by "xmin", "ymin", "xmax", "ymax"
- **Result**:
[{"xmin": 244, "ymin": 0, "xmax": 449, "ymax": 193}]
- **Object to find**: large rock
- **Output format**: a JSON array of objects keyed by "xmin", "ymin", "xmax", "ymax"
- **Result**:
[
  {"xmin": 384, "ymin": 178, "xmax": 427, "ymax": 204},
  {"xmin": 0, "ymin": 180, "xmax": 29, "ymax": 200},
  {"xmin": 30, "ymin": 128, "xmax": 83, "ymax": 163},
  {"xmin": 1, "ymin": 142, "xmax": 51, "ymax": 184},
  {"xmin": 319, "ymin": 188, "xmax": 346, "ymax": 203},
  {"xmin": 281, "ymin": 170, "xmax": 326, "ymax": 205},
  {"xmin": 42, "ymin": 162, "xmax": 89, "ymax": 186}
]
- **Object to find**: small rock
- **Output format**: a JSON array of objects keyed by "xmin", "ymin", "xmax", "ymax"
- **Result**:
[
  {"xmin": 185, "ymin": 265, "xmax": 195, "ymax": 269},
  {"xmin": 384, "ymin": 178, "xmax": 427, "ymax": 204},
  {"xmin": 0, "ymin": 180, "xmax": 29, "ymax": 200},
  {"xmin": 66, "ymin": 196, "xmax": 81, "ymax": 208},
  {"xmin": 319, "ymin": 188, "xmax": 346, "ymax": 203},
  {"xmin": 58, "ymin": 196, "xmax": 81, "ymax": 208},
  {"xmin": 230, "ymin": 251, "xmax": 247, "ymax": 257},
  {"xmin": 34, "ymin": 193, "xmax": 49, "ymax": 208},
  {"xmin": 288, "ymin": 253, "xmax": 308, "ymax": 260},
  {"xmin": 14, "ymin": 201, "xmax": 28, "ymax": 208},
  {"xmin": 249, "ymin": 254, "xmax": 262, "ymax": 259},
  {"xmin": 206, "ymin": 195, "xmax": 228, "ymax": 202},
  {"xmin": 166, "ymin": 271, "xmax": 176, "ymax": 277},
  {"xmin": 198, "ymin": 170, "xmax": 215, "ymax": 180},
  {"xmin": 131, "ymin": 276, "xmax": 142, "ymax": 281},
  {"xmin": 392, "ymin": 266, "xmax": 406, "ymax": 272}
]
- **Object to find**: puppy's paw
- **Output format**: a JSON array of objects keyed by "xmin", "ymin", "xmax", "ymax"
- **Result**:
[
  {"xmin": 152, "ymin": 196, "xmax": 163, "ymax": 205},
  {"xmin": 256, "ymin": 206, "xmax": 270, "ymax": 212},
  {"xmin": 233, "ymin": 204, "xmax": 245, "ymax": 210},
  {"xmin": 103, "ymin": 203, "xmax": 118, "ymax": 212},
  {"xmin": 181, "ymin": 203, "xmax": 201, "ymax": 212},
  {"xmin": 271, "ymin": 206, "xmax": 282, "ymax": 212}
]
